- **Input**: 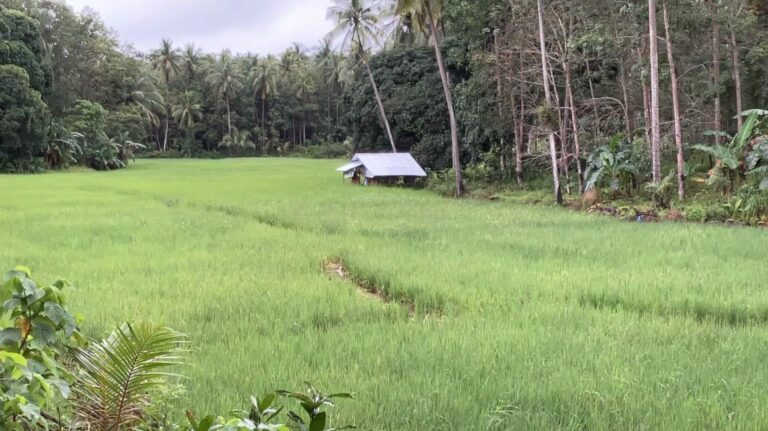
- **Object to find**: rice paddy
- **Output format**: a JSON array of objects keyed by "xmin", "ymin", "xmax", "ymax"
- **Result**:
[{"xmin": 2, "ymin": 158, "xmax": 768, "ymax": 430}]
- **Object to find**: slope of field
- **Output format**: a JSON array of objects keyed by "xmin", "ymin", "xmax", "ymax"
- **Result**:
[{"xmin": 2, "ymin": 159, "xmax": 768, "ymax": 430}]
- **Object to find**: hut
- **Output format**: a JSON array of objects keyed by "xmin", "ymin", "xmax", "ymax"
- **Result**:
[{"xmin": 336, "ymin": 153, "xmax": 427, "ymax": 186}]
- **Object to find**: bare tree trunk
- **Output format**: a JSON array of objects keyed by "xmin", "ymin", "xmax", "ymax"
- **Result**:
[
  {"xmin": 516, "ymin": 51, "xmax": 526, "ymax": 185},
  {"xmin": 537, "ymin": 0, "xmax": 563, "ymax": 205},
  {"xmin": 713, "ymin": 20, "xmax": 722, "ymax": 144},
  {"xmin": 642, "ymin": 80, "xmax": 651, "ymax": 145},
  {"xmin": 585, "ymin": 59, "xmax": 600, "ymax": 137},
  {"xmin": 730, "ymin": 27, "xmax": 743, "ymax": 129},
  {"xmin": 163, "ymin": 112, "xmax": 169, "ymax": 152},
  {"xmin": 493, "ymin": 31, "xmax": 507, "ymax": 171},
  {"xmin": 364, "ymin": 62, "xmax": 397, "ymax": 153},
  {"xmin": 649, "ymin": 0, "xmax": 662, "ymax": 183},
  {"xmin": 619, "ymin": 63, "xmax": 633, "ymax": 139},
  {"xmin": 425, "ymin": 3, "xmax": 464, "ymax": 196},
  {"xmin": 225, "ymin": 93, "xmax": 232, "ymax": 137},
  {"xmin": 565, "ymin": 60, "xmax": 584, "ymax": 194},
  {"xmin": 663, "ymin": 0, "xmax": 686, "ymax": 200}
]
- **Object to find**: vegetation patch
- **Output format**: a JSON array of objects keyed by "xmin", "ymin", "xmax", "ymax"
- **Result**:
[
  {"xmin": 580, "ymin": 291, "xmax": 768, "ymax": 327},
  {"xmin": 324, "ymin": 257, "xmax": 445, "ymax": 319}
]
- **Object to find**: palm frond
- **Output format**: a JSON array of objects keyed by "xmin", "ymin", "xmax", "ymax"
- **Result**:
[{"xmin": 73, "ymin": 322, "xmax": 187, "ymax": 431}]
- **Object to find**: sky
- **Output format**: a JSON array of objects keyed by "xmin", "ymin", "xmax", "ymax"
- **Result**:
[{"xmin": 63, "ymin": 0, "xmax": 336, "ymax": 55}]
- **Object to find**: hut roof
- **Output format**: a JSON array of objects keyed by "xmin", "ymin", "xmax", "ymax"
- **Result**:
[{"xmin": 337, "ymin": 153, "xmax": 427, "ymax": 178}]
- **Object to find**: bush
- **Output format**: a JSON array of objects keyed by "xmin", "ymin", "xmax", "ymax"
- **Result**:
[{"xmin": 685, "ymin": 206, "xmax": 706, "ymax": 223}]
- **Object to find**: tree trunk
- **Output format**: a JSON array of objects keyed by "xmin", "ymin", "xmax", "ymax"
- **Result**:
[
  {"xmin": 537, "ymin": 0, "xmax": 563, "ymax": 204},
  {"xmin": 713, "ymin": 20, "xmax": 722, "ymax": 144},
  {"xmin": 493, "ymin": 31, "xmax": 507, "ymax": 172},
  {"xmin": 163, "ymin": 112, "xmax": 169, "ymax": 152},
  {"xmin": 516, "ymin": 51, "xmax": 526, "ymax": 185},
  {"xmin": 730, "ymin": 27, "xmax": 743, "ymax": 130},
  {"xmin": 565, "ymin": 60, "xmax": 584, "ymax": 194},
  {"xmin": 663, "ymin": 0, "xmax": 686, "ymax": 200},
  {"xmin": 585, "ymin": 59, "xmax": 600, "ymax": 137},
  {"xmin": 649, "ymin": 0, "xmax": 662, "ymax": 183},
  {"xmin": 642, "ymin": 80, "xmax": 651, "ymax": 145},
  {"xmin": 225, "ymin": 92, "xmax": 232, "ymax": 137},
  {"xmin": 619, "ymin": 62, "xmax": 633, "ymax": 139},
  {"xmin": 426, "ymin": 4, "xmax": 464, "ymax": 196},
  {"xmin": 363, "ymin": 62, "xmax": 397, "ymax": 153}
]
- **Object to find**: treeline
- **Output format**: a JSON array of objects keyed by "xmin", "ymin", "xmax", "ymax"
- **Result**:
[
  {"xmin": 349, "ymin": 0, "xmax": 768, "ymax": 201},
  {"xmin": 0, "ymin": 0, "xmax": 354, "ymax": 172}
]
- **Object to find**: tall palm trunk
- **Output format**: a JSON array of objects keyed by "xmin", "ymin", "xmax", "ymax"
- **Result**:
[
  {"xmin": 730, "ymin": 27, "xmax": 743, "ymax": 129},
  {"xmin": 663, "ymin": 0, "xmax": 685, "ymax": 200},
  {"xmin": 163, "ymin": 112, "xmax": 169, "ymax": 152},
  {"xmin": 713, "ymin": 20, "xmax": 722, "ymax": 144},
  {"xmin": 363, "ymin": 60, "xmax": 396, "ymax": 153},
  {"xmin": 225, "ymin": 92, "xmax": 232, "ymax": 137},
  {"xmin": 536, "ymin": 0, "xmax": 562, "ymax": 204},
  {"xmin": 425, "ymin": 3, "xmax": 464, "ymax": 196},
  {"xmin": 565, "ymin": 60, "xmax": 584, "ymax": 194},
  {"xmin": 648, "ymin": 0, "xmax": 662, "ymax": 183}
]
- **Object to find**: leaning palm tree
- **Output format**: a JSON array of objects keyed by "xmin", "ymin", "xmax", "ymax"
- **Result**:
[
  {"xmin": 206, "ymin": 50, "xmax": 243, "ymax": 138},
  {"xmin": 394, "ymin": 0, "xmax": 464, "ymax": 195},
  {"xmin": 72, "ymin": 322, "xmax": 187, "ymax": 431},
  {"xmin": 123, "ymin": 75, "xmax": 165, "ymax": 151},
  {"xmin": 150, "ymin": 39, "xmax": 181, "ymax": 152},
  {"xmin": 250, "ymin": 55, "xmax": 281, "ymax": 130},
  {"xmin": 172, "ymin": 91, "xmax": 203, "ymax": 145},
  {"xmin": 327, "ymin": 0, "xmax": 397, "ymax": 153}
]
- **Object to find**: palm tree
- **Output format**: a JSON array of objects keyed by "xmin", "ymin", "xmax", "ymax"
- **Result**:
[
  {"xmin": 218, "ymin": 128, "xmax": 255, "ymax": 156},
  {"xmin": 181, "ymin": 43, "xmax": 203, "ymax": 82},
  {"xmin": 150, "ymin": 39, "xmax": 181, "ymax": 152},
  {"xmin": 250, "ymin": 55, "xmax": 280, "ymax": 131},
  {"xmin": 206, "ymin": 50, "xmax": 243, "ymax": 138},
  {"xmin": 394, "ymin": 0, "xmax": 464, "ymax": 195},
  {"xmin": 125, "ymin": 76, "xmax": 165, "ymax": 150},
  {"xmin": 73, "ymin": 322, "xmax": 187, "ymax": 431},
  {"xmin": 535, "ymin": 0, "xmax": 562, "ymax": 204},
  {"xmin": 172, "ymin": 91, "xmax": 203, "ymax": 144},
  {"xmin": 327, "ymin": 0, "xmax": 398, "ymax": 153}
]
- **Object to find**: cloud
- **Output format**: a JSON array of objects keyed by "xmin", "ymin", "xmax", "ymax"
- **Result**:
[{"xmin": 63, "ymin": 0, "xmax": 334, "ymax": 55}]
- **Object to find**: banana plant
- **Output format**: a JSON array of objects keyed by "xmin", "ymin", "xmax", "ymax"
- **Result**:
[{"xmin": 693, "ymin": 111, "xmax": 767, "ymax": 192}]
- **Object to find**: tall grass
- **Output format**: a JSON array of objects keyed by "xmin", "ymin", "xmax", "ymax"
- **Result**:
[{"xmin": 1, "ymin": 158, "xmax": 767, "ymax": 430}]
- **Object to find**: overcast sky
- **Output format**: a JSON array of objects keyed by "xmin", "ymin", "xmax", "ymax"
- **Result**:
[{"xmin": 63, "ymin": 0, "xmax": 336, "ymax": 55}]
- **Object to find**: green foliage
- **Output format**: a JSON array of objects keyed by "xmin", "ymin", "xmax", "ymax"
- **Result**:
[
  {"xmin": 693, "ymin": 112, "xmax": 768, "ymax": 193},
  {"xmin": 73, "ymin": 322, "xmax": 187, "ymax": 430},
  {"xmin": 644, "ymin": 170, "xmax": 678, "ymax": 208},
  {"xmin": 584, "ymin": 136, "xmax": 640, "ymax": 193},
  {"xmin": 0, "ymin": 267, "xmax": 83, "ymax": 429},
  {"xmin": 278, "ymin": 383, "xmax": 355, "ymax": 431},
  {"xmin": 0, "ymin": 64, "xmax": 49, "ymax": 172}
]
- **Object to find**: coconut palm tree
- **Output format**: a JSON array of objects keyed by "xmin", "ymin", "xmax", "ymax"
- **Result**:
[
  {"xmin": 124, "ymin": 76, "xmax": 165, "ymax": 150},
  {"xmin": 172, "ymin": 91, "xmax": 203, "ymax": 145},
  {"xmin": 181, "ymin": 43, "xmax": 204, "ymax": 82},
  {"xmin": 218, "ymin": 128, "xmax": 255, "ymax": 156},
  {"xmin": 250, "ymin": 55, "xmax": 280, "ymax": 130},
  {"xmin": 150, "ymin": 39, "xmax": 181, "ymax": 152},
  {"xmin": 206, "ymin": 50, "xmax": 243, "ymax": 138},
  {"xmin": 394, "ymin": 0, "xmax": 464, "ymax": 195},
  {"xmin": 327, "ymin": 0, "xmax": 398, "ymax": 153}
]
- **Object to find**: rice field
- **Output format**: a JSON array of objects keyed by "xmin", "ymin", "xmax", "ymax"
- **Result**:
[{"xmin": 2, "ymin": 158, "xmax": 768, "ymax": 430}]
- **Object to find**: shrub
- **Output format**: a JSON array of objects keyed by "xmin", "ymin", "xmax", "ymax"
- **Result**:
[{"xmin": 685, "ymin": 206, "xmax": 706, "ymax": 223}]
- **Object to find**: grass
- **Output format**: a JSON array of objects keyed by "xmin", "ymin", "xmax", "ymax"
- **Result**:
[{"xmin": 2, "ymin": 158, "xmax": 768, "ymax": 430}]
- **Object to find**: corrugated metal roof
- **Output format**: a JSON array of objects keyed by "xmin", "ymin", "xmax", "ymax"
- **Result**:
[
  {"xmin": 347, "ymin": 153, "xmax": 427, "ymax": 178},
  {"xmin": 336, "ymin": 161, "xmax": 364, "ymax": 172}
]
